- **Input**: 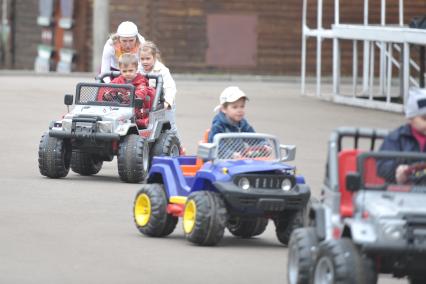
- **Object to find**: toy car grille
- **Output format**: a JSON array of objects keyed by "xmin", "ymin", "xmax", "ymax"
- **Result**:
[
  {"xmin": 234, "ymin": 174, "xmax": 295, "ymax": 190},
  {"xmin": 404, "ymin": 215, "xmax": 426, "ymax": 244},
  {"xmin": 217, "ymin": 137, "xmax": 277, "ymax": 160}
]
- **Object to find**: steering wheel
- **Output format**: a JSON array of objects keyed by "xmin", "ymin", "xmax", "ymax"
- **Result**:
[
  {"xmin": 240, "ymin": 145, "xmax": 272, "ymax": 158},
  {"xmin": 102, "ymin": 91, "xmax": 129, "ymax": 104},
  {"xmin": 405, "ymin": 162, "xmax": 426, "ymax": 185}
]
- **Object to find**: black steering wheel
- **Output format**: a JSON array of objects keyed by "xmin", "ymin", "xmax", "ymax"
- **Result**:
[
  {"xmin": 102, "ymin": 90, "xmax": 130, "ymax": 104},
  {"xmin": 240, "ymin": 145, "xmax": 272, "ymax": 159},
  {"xmin": 405, "ymin": 162, "xmax": 426, "ymax": 185}
]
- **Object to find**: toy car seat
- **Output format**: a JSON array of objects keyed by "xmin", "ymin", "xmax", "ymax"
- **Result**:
[
  {"xmin": 338, "ymin": 149, "xmax": 360, "ymax": 217},
  {"xmin": 338, "ymin": 149, "xmax": 385, "ymax": 218},
  {"xmin": 180, "ymin": 129, "xmax": 210, "ymax": 177}
]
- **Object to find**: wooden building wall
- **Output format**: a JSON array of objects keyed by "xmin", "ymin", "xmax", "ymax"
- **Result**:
[
  {"xmin": 109, "ymin": 0, "xmax": 426, "ymax": 75},
  {"xmin": 2, "ymin": 0, "xmax": 426, "ymax": 75}
]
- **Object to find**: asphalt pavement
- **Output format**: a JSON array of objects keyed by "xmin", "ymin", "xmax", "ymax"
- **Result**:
[{"xmin": 0, "ymin": 73, "xmax": 407, "ymax": 283}]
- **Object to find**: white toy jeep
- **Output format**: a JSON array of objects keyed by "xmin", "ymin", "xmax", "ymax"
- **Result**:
[{"xmin": 38, "ymin": 73, "xmax": 181, "ymax": 183}]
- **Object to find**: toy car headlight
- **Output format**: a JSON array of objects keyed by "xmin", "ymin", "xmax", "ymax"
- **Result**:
[
  {"xmin": 281, "ymin": 178, "xmax": 292, "ymax": 191},
  {"xmin": 98, "ymin": 121, "xmax": 112, "ymax": 133},
  {"xmin": 382, "ymin": 222, "xmax": 404, "ymax": 240},
  {"xmin": 380, "ymin": 220, "xmax": 405, "ymax": 240},
  {"xmin": 61, "ymin": 119, "xmax": 72, "ymax": 131},
  {"xmin": 238, "ymin": 177, "xmax": 250, "ymax": 190}
]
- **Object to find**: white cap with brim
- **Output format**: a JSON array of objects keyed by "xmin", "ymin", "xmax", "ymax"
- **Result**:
[
  {"xmin": 117, "ymin": 21, "xmax": 138, "ymax": 38},
  {"xmin": 405, "ymin": 87, "xmax": 426, "ymax": 118},
  {"xmin": 213, "ymin": 86, "xmax": 248, "ymax": 112}
]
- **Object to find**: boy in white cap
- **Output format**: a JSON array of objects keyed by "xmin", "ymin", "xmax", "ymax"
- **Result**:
[
  {"xmin": 100, "ymin": 21, "xmax": 145, "ymax": 77},
  {"xmin": 378, "ymin": 87, "xmax": 426, "ymax": 183},
  {"xmin": 208, "ymin": 86, "xmax": 255, "ymax": 143}
]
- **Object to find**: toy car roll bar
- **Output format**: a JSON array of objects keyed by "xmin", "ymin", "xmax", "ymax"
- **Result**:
[
  {"xmin": 327, "ymin": 127, "xmax": 389, "ymax": 192},
  {"xmin": 95, "ymin": 71, "xmax": 121, "ymax": 83}
]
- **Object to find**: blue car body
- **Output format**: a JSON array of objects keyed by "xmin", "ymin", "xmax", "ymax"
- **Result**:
[{"xmin": 147, "ymin": 155, "xmax": 310, "ymax": 217}]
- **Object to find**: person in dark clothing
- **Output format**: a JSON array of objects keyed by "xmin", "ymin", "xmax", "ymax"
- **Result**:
[
  {"xmin": 378, "ymin": 88, "xmax": 426, "ymax": 183},
  {"xmin": 208, "ymin": 86, "xmax": 255, "ymax": 143}
]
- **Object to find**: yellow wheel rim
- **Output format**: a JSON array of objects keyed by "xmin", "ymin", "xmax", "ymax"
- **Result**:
[
  {"xmin": 183, "ymin": 200, "xmax": 196, "ymax": 234},
  {"xmin": 134, "ymin": 193, "xmax": 151, "ymax": 227}
]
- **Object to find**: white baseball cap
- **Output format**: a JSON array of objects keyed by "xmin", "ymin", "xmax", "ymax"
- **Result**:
[
  {"xmin": 213, "ymin": 86, "xmax": 248, "ymax": 112},
  {"xmin": 117, "ymin": 21, "xmax": 138, "ymax": 38},
  {"xmin": 405, "ymin": 87, "xmax": 426, "ymax": 118}
]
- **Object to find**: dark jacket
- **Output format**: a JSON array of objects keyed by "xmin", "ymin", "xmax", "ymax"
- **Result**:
[
  {"xmin": 377, "ymin": 124, "xmax": 425, "ymax": 182},
  {"xmin": 208, "ymin": 111, "xmax": 255, "ymax": 143}
]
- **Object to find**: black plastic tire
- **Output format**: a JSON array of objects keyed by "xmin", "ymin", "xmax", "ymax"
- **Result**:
[
  {"xmin": 38, "ymin": 132, "xmax": 71, "ymax": 178},
  {"xmin": 133, "ymin": 183, "xmax": 178, "ymax": 237},
  {"xmin": 313, "ymin": 238, "xmax": 377, "ymax": 284},
  {"xmin": 274, "ymin": 209, "xmax": 305, "ymax": 246},
  {"xmin": 409, "ymin": 276, "xmax": 426, "ymax": 284},
  {"xmin": 287, "ymin": 227, "xmax": 319, "ymax": 284},
  {"xmin": 183, "ymin": 191, "xmax": 227, "ymax": 246},
  {"xmin": 71, "ymin": 151, "xmax": 103, "ymax": 175},
  {"xmin": 151, "ymin": 130, "xmax": 181, "ymax": 162},
  {"xmin": 227, "ymin": 217, "xmax": 268, "ymax": 238},
  {"xmin": 117, "ymin": 134, "xmax": 148, "ymax": 183},
  {"xmin": 161, "ymin": 214, "xmax": 179, "ymax": 237}
]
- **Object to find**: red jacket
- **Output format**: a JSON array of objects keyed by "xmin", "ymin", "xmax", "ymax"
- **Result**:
[
  {"xmin": 108, "ymin": 74, "xmax": 156, "ymax": 127},
  {"xmin": 111, "ymin": 74, "xmax": 155, "ymax": 109},
  {"xmin": 96, "ymin": 74, "xmax": 156, "ymax": 128}
]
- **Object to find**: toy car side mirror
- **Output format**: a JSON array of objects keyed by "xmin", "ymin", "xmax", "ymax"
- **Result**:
[
  {"xmin": 197, "ymin": 143, "xmax": 216, "ymax": 161},
  {"xmin": 134, "ymin": 98, "xmax": 143, "ymax": 108},
  {"xmin": 346, "ymin": 172, "xmax": 361, "ymax": 192},
  {"xmin": 64, "ymin": 94, "xmax": 73, "ymax": 105},
  {"xmin": 280, "ymin": 144, "xmax": 296, "ymax": 162}
]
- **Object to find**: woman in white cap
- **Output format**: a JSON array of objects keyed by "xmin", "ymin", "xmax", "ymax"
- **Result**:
[{"xmin": 100, "ymin": 21, "xmax": 145, "ymax": 77}]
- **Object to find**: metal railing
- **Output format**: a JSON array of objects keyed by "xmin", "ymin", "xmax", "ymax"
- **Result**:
[{"xmin": 301, "ymin": 0, "xmax": 426, "ymax": 112}]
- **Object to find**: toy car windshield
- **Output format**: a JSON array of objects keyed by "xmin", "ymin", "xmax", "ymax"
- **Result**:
[
  {"xmin": 211, "ymin": 133, "xmax": 280, "ymax": 161},
  {"xmin": 75, "ymin": 82, "xmax": 136, "ymax": 107},
  {"xmin": 357, "ymin": 151, "xmax": 426, "ymax": 191}
]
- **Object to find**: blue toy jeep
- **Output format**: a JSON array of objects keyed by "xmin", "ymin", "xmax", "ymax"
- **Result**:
[{"xmin": 133, "ymin": 132, "xmax": 311, "ymax": 246}]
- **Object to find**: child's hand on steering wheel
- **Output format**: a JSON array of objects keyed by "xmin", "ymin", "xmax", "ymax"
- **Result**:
[{"xmin": 102, "ymin": 91, "xmax": 115, "ymax": 101}]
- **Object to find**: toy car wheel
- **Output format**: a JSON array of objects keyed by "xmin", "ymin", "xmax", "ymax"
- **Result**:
[
  {"xmin": 71, "ymin": 151, "xmax": 103, "ymax": 176},
  {"xmin": 274, "ymin": 209, "xmax": 305, "ymax": 246},
  {"xmin": 118, "ymin": 134, "xmax": 148, "ymax": 183},
  {"xmin": 313, "ymin": 238, "xmax": 377, "ymax": 284},
  {"xmin": 226, "ymin": 217, "xmax": 268, "ymax": 238},
  {"xmin": 409, "ymin": 275, "xmax": 426, "ymax": 284},
  {"xmin": 287, "ymin": 227, "xmax": 319, "ymax": 284},
  {"xmin": 183, "ymin": 191, "xmax": 227, "ymax": 246},
  {"xmin": 133, "ymin": 183, "xmax": 178, "ymax": 237},
  {"xmin": 151, "ymin": 130, "xmax": 181, "ymax": 161},
  {"xmin": 38, "ymin": 132, "xmax": 71, "ymax": 178}
]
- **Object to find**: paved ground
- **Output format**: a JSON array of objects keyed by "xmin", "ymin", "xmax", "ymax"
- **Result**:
[{"xmin": 0, "ymin": 74, "xmax": 407, "ymax": 283}]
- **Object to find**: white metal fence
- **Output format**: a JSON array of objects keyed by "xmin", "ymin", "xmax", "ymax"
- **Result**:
[{"xmin": 301, "ymin": 0, "xmax": 426, "ymax": 113}]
